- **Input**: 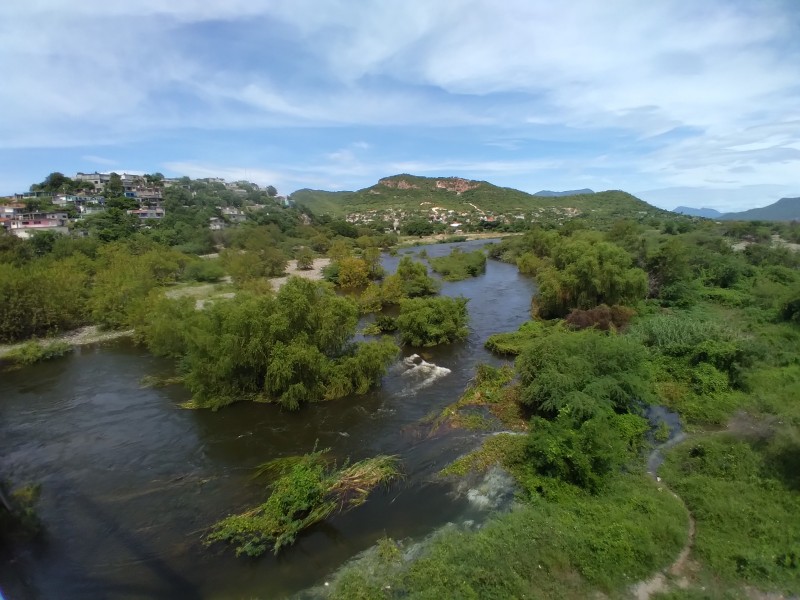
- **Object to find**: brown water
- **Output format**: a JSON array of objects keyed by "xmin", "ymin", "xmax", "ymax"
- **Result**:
[{"xmin": 0, "ymin": 240, "xmax": 537, "ymax": 599}]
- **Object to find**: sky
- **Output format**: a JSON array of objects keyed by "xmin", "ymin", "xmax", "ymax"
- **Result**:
[{"xmin": 1, "ymin": 1, "xmax": 799, "ymax": 212}]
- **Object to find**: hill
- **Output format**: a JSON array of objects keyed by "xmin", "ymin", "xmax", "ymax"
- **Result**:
[
  {"xmin": 290, "ymin": 175, "xmax": 668, "ymax": 228},
  {"xmin": 673, "ymin": 206, "xmax": 723, "ymax": 218},
  {"xmin": 534, "ymin": 188, "xmax": 594, "ymax": 197},
  {"xmin": 720, "ymin": 197, "xmax": 800, "ymax": 221}
]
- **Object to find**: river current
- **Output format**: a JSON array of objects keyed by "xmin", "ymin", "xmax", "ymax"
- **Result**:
[{"xmin": 0, "ymin": 240, "xmax": 537, "ymax": 599}]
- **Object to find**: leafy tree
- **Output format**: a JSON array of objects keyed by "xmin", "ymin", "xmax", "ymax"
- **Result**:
[
  {"xmin": 0, "ymin": 257, "xmax": 90, "ymax": 341},
  {"xmin": 387, "ymin": 256, "xmax": 439, "ymax": 299},
  {"xmin": 141, "ymin": 278, "xmax": 399, "ymax": 410},
  {"xmin": 337, "ymin": 257, "xmax": 370, "ymax": 288},
  {"xmin": 105, "ymin": 172, "xmax": 124, "ymax": 198},
  {"xmin": 401, "ymin": 219, "xmax": 437, "ymax": 237},
  {"xmin": 396, "ymin": 296, "xmax": 469, "ymax": 346},
  {"xmin": 327, "ymin": 239, "xmax": 352, "ymax": 261},
  {"xmin": 91, "ymin": 243, "xmax": 186, "ymax": 329},
  {"xmin": 516, "ymin": 329, "xmax": 651, "ymax": 420},
  {"xmin": 296, "ymin": 247, "xmax": 315, "ymax": 270},
  {"xmin": 534, "ymin": 237, "xmax": 648, "ymax": 318},
  {"xmin": 78, "ymin": 208, "xmax": 138, "ymax": 242},
  {"xmin": 527, "ymin": 412, "xmax": 648, "ymax": 492}
]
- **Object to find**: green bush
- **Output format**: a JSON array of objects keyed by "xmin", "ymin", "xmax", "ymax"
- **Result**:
[
  {"xmin": 516, "ymin": 328, "xmax": 652, "ymax": 419},
  {"xmin": 396, "ymin": 296, "xmax": 469, "ymax": 346},
  {"xmin": 429, "ymin": 248, "xmax": 487, "ymax": 281},
  {"xmin": 183, "ymin": 259, "xmax": 225, "ymax": 282},
  {"xmin": 3, "ymin": 340, "xmax": 72, "ymax": 366}
]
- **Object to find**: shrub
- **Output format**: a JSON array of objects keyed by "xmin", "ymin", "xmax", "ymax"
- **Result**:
[
  {"xmin": 565, "ymin": 304, "xmax": 635, "ymax": 331},
  {"xmin": 396, "ymin": 296, "xmax": 469, "ymax": 346}
]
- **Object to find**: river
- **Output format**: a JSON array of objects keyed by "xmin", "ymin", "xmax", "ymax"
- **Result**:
[{"xmin": 0, "ymin": 240, "xmax": 537, "ymax": 599}]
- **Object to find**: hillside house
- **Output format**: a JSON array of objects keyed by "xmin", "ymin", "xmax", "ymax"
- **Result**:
[
  {"xmin": 127, "ymin": 207, "xmax": 165, "ymax": 220},
  {"xmin": 8, "ymin": 211, "xmax": 70, "ymax": 238}
]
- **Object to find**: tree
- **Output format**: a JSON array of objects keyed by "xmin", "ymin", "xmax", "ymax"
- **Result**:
[
  {"xmin": 328, "ymin": 239, "xmax": 351, "ymax": 262},
  {"xmin": 396, "ymin": 296, "xmax": 469, "ymax": 346},
  {"xmin": 296, "ymin": 247, "xmax": 314, "ymax": 270},
  {"xmin": 516, "ymin": 329, "xmax": 651, "ymax": 420},
  {"xmin": 527, "ymin": 412, "xmax": 647, "ymax": 492},
  {"xmin": 337, "ymin": 257, "xmax": 370, "ymax": 288},
  {"xmin": 266, "ymin": 185, "xmax": 278, "ymax": 197},
  {"xmin": 533, "ymin": 237, "xmax": 648, "ymax": 318},
  {"xmin": 105, "ymin": 172, "xmax": 124, "ymax": 198},
  {"xmin": 140, "ymin": 278, "xmax": 399, "ymax": 410}
]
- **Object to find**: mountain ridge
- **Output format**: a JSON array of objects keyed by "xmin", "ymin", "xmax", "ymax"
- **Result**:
[{"xmin": 673, "ymin": 197, "xmax": 800, "ymax": 221}]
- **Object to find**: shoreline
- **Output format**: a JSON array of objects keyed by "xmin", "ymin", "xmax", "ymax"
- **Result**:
[{"xmin": 0, "ymin": 326, "xmax": 134, "ymax": 359}]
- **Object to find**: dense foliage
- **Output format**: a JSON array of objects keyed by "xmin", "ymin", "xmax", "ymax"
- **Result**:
[
  {"xmin": 207, "ymin": 451, "xmax": 400, "ymax": 556},
  {"xmin": 139, "ymin": 277, "xmax": 399, "ymax": 410},
  {"xmin": 428, "ymin": 247, "xmax": 487, "ymax": 281},
  {"xmin": 395, "ymin": 296, "xmax": 470, "ymax": 347}
]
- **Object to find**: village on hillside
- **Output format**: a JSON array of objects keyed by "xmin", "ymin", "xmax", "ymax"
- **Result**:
[{"xmin": 0, "ymin": 172, "xmax": 288, "ymax": 238}]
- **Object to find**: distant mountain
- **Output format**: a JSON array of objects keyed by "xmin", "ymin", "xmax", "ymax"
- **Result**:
[
  {"xmin": 720, "ymin": 197, "xmax": 800, "ymax": 221},
  {"xmin": 673, "ymin": 206, "xmax": 723, "ymax": 218},
  {"xmin": 534, "ymin": 189, "xmax": 595, "ymax": 197}
]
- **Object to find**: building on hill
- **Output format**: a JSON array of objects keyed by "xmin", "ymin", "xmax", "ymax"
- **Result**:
[
  {"xmin": 127, "ymin": 207, "xmax": 165, "ymax": 220},
  {"xmin": 75, "ymin": 172, "xmax": 146, "ymax": 193},
  {"xmin": 53, "ymin": 194, "xmax": 105, "ymax": 209},
  {"xmin": 1, "ymin": 203, "xmax": 28, "ymax": 217},
  {"xmin": 6, "ymin": 211, "xmax": 70, "ymax": 238}
]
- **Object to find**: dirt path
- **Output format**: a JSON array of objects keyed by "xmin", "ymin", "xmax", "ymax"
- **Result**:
[{"xmin": 631, "ymin": 436, "xmax": 697, "ymax": 600}]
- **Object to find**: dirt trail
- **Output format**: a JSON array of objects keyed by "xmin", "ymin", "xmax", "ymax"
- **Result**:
[{"xmin": 631, "ymin": 438, "xmax": 697, "ymax": 600}]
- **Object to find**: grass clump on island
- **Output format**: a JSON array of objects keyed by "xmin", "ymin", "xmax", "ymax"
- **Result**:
[
  {"xmin": 2, "ymin": 340, "xmax": 72, "ymax": 368},
  {"xmin": 206, "ymin": 451, "xmax": 401, "ymax": 557},
  {"xmin": 428, "ymin": 247, "xmax": 487, "ymax": 281},
  {"xmin": 428, "ymin": 364, "xmax": 527, "ymax": 433}
]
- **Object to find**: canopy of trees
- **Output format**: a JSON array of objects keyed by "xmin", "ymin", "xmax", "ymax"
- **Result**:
[
  {"xmin": 139, "ymin": 277, "xmax": 399, "ymax": 410},
  {"xmin": 396, "ymin": 296, "xmax": 470, "ymax": 347}
]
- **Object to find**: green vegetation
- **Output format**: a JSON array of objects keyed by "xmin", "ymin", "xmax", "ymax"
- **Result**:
[
  {"xmin": 328, "ymin": 205, "xmax": 800, "ymax": 598},
  {"xmin": 430, "ymin": 364, "xmax": 526, "ymax": 433},
  {"xmin": 206, "ymin": 451, "xmax": 400, "ymax": 556},
  {"xmin": 138, "ymin": 277, "xmax": 399, "ymax": 410},
  {"xmin": 3, "ymin": 340, "xmax": 72, "ymax": 367},
  {"xmin": 292, "ymin": 175, "xmax": 669, "ymax": 233},
  {"xmin": 396, "ymin": 296, "xmax": 469, "ymax": 346},
  {"xmin": 327, "ymin": 475, "xmax": 686, "ymax": 598},
  {"xmin": 428, "ymin": 247, "xmax": 487, "ymax": 281},
  {"xmin": 355, "ymin": 256, "xmax": 439, "ymax": 314},
  {"xmin": 6, "ymin": 171, "xmax": 800, "ymax": 598},
  {"xmin": 662, "ymin": 433, "xmax": 800, "ymax": 592}
]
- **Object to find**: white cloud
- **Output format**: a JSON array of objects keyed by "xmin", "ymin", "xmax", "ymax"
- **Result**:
[{"xmin": 0, "ymin": 1, "xmax": 798, "ymax": 206}]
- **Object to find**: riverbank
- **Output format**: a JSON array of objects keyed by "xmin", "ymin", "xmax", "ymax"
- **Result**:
[
  {"xmin": 397, "ymin": 232, "xmax": 515, "ymax": 246},
  {"xmin": 0, "ymin": 326, "xmax": 134, "ymax": 359}
]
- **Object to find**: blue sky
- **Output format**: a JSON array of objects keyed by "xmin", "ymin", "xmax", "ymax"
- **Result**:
[{"xmin": 1, "ymin": 1, "xmax": 799, "ymax": 211}]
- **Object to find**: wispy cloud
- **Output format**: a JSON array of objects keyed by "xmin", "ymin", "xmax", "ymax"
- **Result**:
[{"xmin": 1, "ymin": 1, "xmax": 798, "ymax": 209}]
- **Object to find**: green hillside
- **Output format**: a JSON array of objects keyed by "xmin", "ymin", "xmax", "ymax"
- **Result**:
[
  {"xmin": 289, "ymin": 189, "xmax": 355, "ymax": 217},
  {"xmin": 290, "ymin": 174, "xmax": 669, "ymax": 224}
]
